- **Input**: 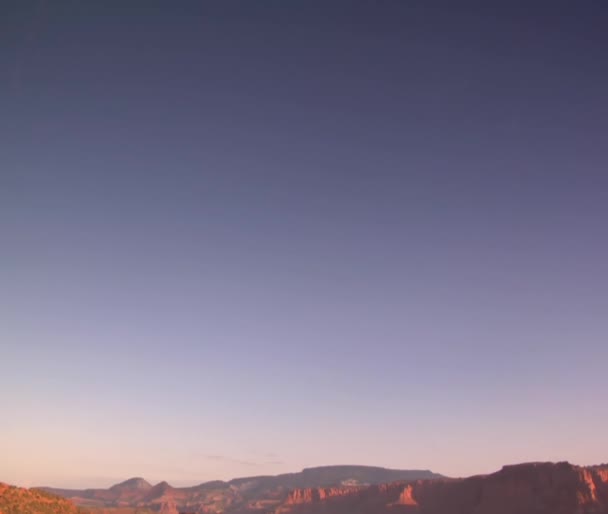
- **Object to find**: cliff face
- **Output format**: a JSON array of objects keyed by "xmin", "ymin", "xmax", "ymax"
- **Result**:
[
  {"xmin": 286, "ymin": 486, "xmax": 364, "ymax": 504},
  {"xmin": 278, "ymin": 462, "xmax": 608, "ymax": 514}
]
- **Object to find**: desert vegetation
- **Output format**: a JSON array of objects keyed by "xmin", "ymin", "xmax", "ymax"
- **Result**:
[{"xmin": 0, "ymin": 483, "xmax": 88, "ymax": 514}]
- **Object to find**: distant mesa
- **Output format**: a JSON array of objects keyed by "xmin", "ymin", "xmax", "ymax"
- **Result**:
[{"xmin": 278, "ymin": 461, "xmax": 608, "ymax": 514}]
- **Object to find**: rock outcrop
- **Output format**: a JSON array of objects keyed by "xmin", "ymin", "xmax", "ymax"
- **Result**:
[{"xmin": 286, "ymin": 486, "xmax": 363, "ymax": 504}]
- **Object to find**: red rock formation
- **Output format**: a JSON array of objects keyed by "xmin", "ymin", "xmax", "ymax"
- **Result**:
[
  {"xmin": 278, "ymin": 462, "xmax": 608, "ymax": 514},
  {"xmin": 397, "ymin": 484, "xmax": 418, "ymax": 506},
  {"xmin": 31, "ymin": 462, "xmax": 608, "ymax": 514},
  {"xmin": 286, "ymin": 486, "xmax": 363, "ymax": 504},
  {"xmin": 40, "ymin": 466, "xmax": 440, "ymax": 512},
  {"xmin": 159, "ymin": 499, "xmax": 179, "ymax": 514}
]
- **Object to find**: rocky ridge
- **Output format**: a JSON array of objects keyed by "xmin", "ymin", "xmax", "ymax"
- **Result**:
[
  {"xmin": 279, "ymin": 462, "xmax": 608, "ymax": 514},
  {"xmin": 34, "ymin": 462, "xmax": 608, "ymax": 514}
]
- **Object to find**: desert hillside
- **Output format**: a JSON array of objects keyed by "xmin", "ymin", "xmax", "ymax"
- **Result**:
[{"xmin": 0, "ymin": 482, "xmax": 85, "ymax": 514}]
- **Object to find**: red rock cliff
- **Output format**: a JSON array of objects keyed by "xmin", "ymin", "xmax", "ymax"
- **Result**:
[
  {"xmin": 286, "ymin": 486, "xmax": 364, "ymax": 504},
  {"xmin": 278, "ymin": 462, "xmax": 608, "ymax": 514}
]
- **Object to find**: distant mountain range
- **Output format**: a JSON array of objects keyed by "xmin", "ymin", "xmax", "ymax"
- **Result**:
[
  {"xmin": 4, "ymin": 462, "xmax": 607, "ymax": 514},
  {"xmin": 40, "ymin": 465, "xmax": 442, "ymax": 513}
]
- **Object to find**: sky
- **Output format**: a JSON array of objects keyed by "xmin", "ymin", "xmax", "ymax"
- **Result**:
[{"xmin": 1, "ymin": 1, "xmax": 607, "ymax": 489}]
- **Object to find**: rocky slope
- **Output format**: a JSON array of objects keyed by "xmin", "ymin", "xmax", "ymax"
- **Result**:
[
  {"xmin": 0, "ymin": 482, "xmax": 85, "ymax": 514},
  {"xmin": 279, "ymin": 462, "xmax": 608, "ymax": 514}
]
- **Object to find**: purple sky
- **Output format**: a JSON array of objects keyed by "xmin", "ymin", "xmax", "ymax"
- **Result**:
[{"xmin": 1, "ymin": 2, "xmax": 607, "ymax": 488}]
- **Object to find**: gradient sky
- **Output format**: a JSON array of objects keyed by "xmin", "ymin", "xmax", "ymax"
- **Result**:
[{"xmin": 1, "ymin": 1, "xmax": 607, "ymax": 489}]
